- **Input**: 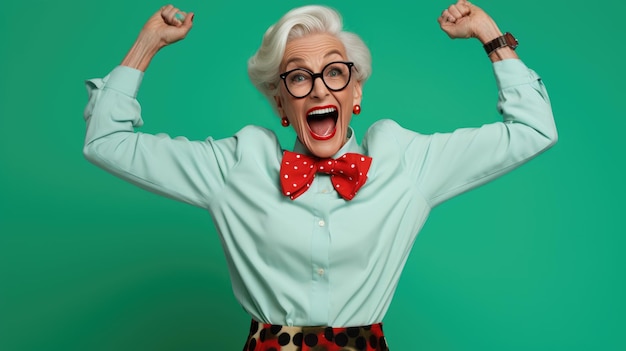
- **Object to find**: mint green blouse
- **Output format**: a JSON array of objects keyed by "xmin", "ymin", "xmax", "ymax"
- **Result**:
[{"xmin": 83, "ymin": 59, "xmax": 557, "ymax": 327}]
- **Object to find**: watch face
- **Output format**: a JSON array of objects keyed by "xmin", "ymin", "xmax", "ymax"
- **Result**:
[{"xmin": 505, "ymin": 32, "xmax": 519, "ymax": 49}]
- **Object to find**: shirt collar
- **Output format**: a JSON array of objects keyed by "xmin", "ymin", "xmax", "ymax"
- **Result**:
[{"xmin": 292, "ymin": 127, "xmax": 361, "ymax": 158}]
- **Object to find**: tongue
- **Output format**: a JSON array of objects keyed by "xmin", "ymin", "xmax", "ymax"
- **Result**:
[{"xmin": 309, "ymin": 116, "xmax": 336, "ymax": 137}]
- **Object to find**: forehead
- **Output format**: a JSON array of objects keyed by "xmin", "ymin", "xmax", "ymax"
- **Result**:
[{"xmin": 281, "ymin": 33, "xmax": 347, "ymax": 70}]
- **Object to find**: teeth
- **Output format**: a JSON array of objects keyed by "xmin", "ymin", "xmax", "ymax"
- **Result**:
[{"xmin": 308, "ymin": 107, "xmax": 337, "ymax": 116}]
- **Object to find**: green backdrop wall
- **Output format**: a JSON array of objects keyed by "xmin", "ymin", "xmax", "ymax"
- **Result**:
[{"xmin": 1, "ymin": 0, "xmax": 624, "ymax": 350}]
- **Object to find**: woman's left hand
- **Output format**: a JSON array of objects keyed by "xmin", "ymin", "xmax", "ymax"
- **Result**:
[
  {"xmin": 438, "ymin": 0, "xmax": 493, "ymax": 40},
  {"xmin": 438, "ymin": 1, "xmax": 519, "ymax": 62}
]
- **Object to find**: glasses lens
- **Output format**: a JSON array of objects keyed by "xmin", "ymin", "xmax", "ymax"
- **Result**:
[
  {"xmin": 285, "ymin": 70, "xmax": 312, "ymax": 98},
  {"xmin": 322, "ymin": 62, "xmax": 351, "ymax": 90}
]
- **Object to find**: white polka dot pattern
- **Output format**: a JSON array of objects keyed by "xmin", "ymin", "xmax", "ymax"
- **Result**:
[{"xmin": 279, "ymin": 151, "xmax": 372, "ymax": 201}]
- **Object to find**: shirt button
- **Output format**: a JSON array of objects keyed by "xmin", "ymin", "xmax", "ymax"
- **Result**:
[
  {"xmin": 318, "ymin": 220, "xmax": 325, "ymax": 227},
  {"xmin": 317, "ymin": 268, "xmax": 325, "ymax": 276}
]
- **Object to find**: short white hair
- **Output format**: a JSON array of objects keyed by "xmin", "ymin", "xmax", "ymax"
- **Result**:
[{"xmin": 247, "ymin": 5, "xmax": 372, "ymax": 114}]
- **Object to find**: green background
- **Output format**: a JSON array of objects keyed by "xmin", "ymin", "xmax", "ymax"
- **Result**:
[{"xmin": 1, "ymin": 0, "xmax": 624, "ymax": 350}]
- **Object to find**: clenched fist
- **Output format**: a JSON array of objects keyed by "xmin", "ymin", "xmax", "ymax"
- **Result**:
[
  {"xmin": 438, "ymin": 0, "xmax": 518, "ymax": 61},
  {"xmin": 140, "ymin": 4, "xmax": 194, "ymax": 48},
  {"xmin": 438, "ymin": 0, "xmax": 498, "ymax": 41},
  {"xmin": 121, "ymin": 4, "xmax": 195, "ymax": 71}
]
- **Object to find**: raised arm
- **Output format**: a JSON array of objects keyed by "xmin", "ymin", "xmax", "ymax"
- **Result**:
[
  {"xmin": 83, "ymin": 5, "xmax": 239, "ymax": 208},
  {"xmin": 397, "ymin": 1, "xmax": 557, "ymax": 206},
  {"xmin": 121, "ymin": 4, "xmax": 194, "ymax": 71}
]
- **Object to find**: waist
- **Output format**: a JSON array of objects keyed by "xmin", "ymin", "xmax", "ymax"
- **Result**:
[{"xmin": 244, "ymin": 319, "xmax": 389, "ymax": 350}]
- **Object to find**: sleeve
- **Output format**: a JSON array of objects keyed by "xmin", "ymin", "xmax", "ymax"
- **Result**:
[
  {"xmin": 82, "ymin": 65, "xmax": 238, "ymax": 209},
  {"xmin": 405, "ymin": 59, "xmax": 558, "ymax": 207}
]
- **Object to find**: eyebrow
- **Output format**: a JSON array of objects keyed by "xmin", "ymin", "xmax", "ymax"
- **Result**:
[{"xmin": 283, "ymin": 49, "xmax": 345, "ymax": 70}]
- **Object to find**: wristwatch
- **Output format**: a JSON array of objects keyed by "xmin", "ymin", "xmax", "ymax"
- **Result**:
[{"xmin": 483, "ymin": 32, "xmax": 518, "ymax": 55}]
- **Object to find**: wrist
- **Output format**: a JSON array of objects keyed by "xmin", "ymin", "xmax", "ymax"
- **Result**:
[
  {"xmin": 472, "ymin": 18, "xmax": 519, "ymax": 62},
  {"xmin": 483, "ymin": 32, "xmax": 519, "ymax": 62},
  {"xmin": 487, "ymin": 46, "xmax": 518, "ymax": 62},
  {"xmin": 474, "ymin": 19, "xmax": 503, "ymax": 45},
  {"xmin": 121, "ymin": 33, "xmax": 163, "ymax": 71}
]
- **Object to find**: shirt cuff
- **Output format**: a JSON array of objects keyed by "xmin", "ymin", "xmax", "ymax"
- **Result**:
[
  {"xmin": 104, "ymin": 65, "xmax": 144, "ymax": 98},
  {"xmin": 493, "ymin": 59, "xmax": 539, "ymax": 90}
]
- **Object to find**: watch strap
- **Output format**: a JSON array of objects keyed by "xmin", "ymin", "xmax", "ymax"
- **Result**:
[{"xmin": 483, "ymin": 32, "xmax": 518, "ymax": 55}]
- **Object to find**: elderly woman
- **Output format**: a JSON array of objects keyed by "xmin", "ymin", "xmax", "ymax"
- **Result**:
[{"xmin": 83, "ymin": 1, "xmax": 557, "ymax": 350}]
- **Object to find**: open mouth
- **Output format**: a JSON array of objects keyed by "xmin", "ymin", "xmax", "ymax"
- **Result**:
[{"xmin": 306, "ymin": 105, "xmax": 338, "ymax": 141}]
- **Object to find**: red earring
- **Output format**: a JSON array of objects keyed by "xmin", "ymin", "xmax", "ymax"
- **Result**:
[
  {"xmin": 281, "ymin": 117, "xmax": 290, "ymax": 127},
  {"xmin": 353, "ymin": 105, "xmax": 361, "ymax": 115}
]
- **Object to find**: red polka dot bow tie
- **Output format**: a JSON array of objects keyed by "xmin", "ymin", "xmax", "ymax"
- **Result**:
[{"xmin": 280, "ymin": 151, "xmax": 373, "ymax": 201}]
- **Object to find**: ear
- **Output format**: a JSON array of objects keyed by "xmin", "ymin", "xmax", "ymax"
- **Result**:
[
  {"xmin": 274, "ymin": 95, "xmax": 285, "ymax": 118},
  {"xmin": 352, "ymin": 80, "xmax": 363, "ymax": 106}
]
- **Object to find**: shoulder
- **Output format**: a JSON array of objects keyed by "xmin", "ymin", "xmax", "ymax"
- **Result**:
[
  {"xmin": 363, "ymin": 119, "xmax": 428, "ymax": 150},
  {"xmin": 230, "ymin": 125, "xmax": 283, "ymax": 162},
  {"xmin": 235, "ymin": 125, "xmax": 280, "ymax": 142},
  {"xmin": 367, "ymin": 119, "xmax": 401, "ymax": 133}
]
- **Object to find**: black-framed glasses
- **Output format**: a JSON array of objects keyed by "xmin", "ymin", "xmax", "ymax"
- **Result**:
[{"xmin": 279, "ymin": 61, "xmax": 355, "ymax": 98}]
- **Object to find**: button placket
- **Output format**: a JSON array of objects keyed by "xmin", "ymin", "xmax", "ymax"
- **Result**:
[
  {"xmin": 309, "ymin": 204, "xmax": 331, "ymax": 324},
  {"xmin": 315, "ymin": 173, "xmax": 333, "ymax": 194}
]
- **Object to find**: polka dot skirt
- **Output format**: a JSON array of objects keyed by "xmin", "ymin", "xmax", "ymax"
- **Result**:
[{"xmin": 243, "ymin": 319, "xmax": 389, "ymax": 351}]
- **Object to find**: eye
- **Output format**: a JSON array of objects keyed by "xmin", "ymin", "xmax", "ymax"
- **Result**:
[
  {"xmin": 289, "ymin": 72, "xmax": 310, "ymax": 84},
  {"xmin": 324, "ymin": 64, "xmax": 347, "ymax": 79}
]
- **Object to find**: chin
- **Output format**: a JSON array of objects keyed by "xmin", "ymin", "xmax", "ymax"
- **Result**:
[{"xmin": 305, "ymin": 131, "xmax": 345, "ymax": 158}]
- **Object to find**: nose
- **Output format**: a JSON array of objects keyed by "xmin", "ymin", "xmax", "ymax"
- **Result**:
[{"xmin": 310, "ymin": 74, "xmax": 330, "ymax": 99}]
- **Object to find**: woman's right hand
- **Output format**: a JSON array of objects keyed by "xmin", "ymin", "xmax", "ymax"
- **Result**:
[
  {"xmin": 139, "ymin": 4, "xmax": 194, "ymax": 49},
  {"xmin": 121, "ymin": 5, "xmax": 194, "ymax": 71}
]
